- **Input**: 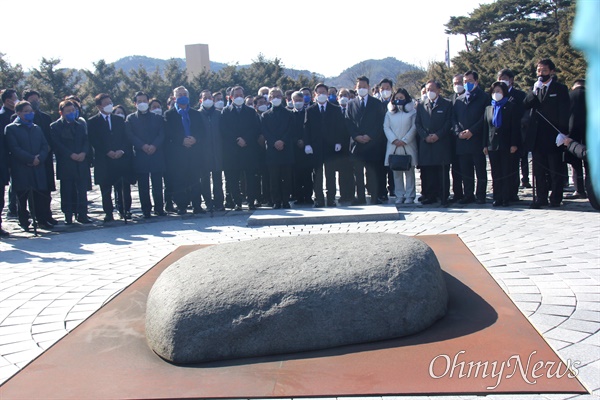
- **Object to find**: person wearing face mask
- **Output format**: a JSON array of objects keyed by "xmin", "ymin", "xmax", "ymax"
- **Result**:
[
  {"xmin": 149, "ymin": 98, "xmax": 163, "ymax": 116},
  {"xmin": 496, "ymin": 68, "xmax": 529, "ymax": 201},
  {"xmin": 88, "ymin": 93, "xmax": 133, "ymax": 222},
  {"xmin": 4, "ymin": 101, "xmax": 50, "ymax": 231},
  {"xmin": 220, "ymin": 85, "xmax": 262, "ymax": 211},
  {"xmin": 415, "ymin": 80, "xmax": 453, "ymax": 206},
  {"xmin": 334, "ymin": 88, "xmax": 355, "ymax": 203},
  {"xmin": 290, "ymin": 91, "xmax": 313, "ymax": 205},
  {"xmin": 49, "ymin": 100, "xmax": 92, "ymax": 224},
  {"xmin": 125, "ymin": 91, "xmax": 166, "ymax": 218},
  {"xmin": 384, "ymin": 88, "xmax": 418, "ymax": 204},
  {"xmin": 453, "ymin": 70, "xmax": 491, "ymax": 205},
  {"xmin": 301, "ymin": 87, "xmax": 312, "ymax": 109},
  {"xmin": 213, "ymin": 92, "xmax": 225, "ymax": 111},
  {"xmin": 448, "ymin": 74, "xmax": 465, "ymax": 203},
  {"xmin": 378, "ymin": 78, "xmax": 395, "ymax": 200},
  {"xmin": 112, "ymin": 105, "xmax": 127, "ymax": 119},
  {"xmin": 164, "ymin": 86, "xmax": 206, "ymax": 215},
  {"xmin": 303, "ymin": 83, "xmax": 346, "ymax": 208},
  {"xmin": 197, "ymin": 89, "xmax": 225, "ymax": 212},
  {"xmin": 1, "ymin": 89, "xmax": 19, "ymax": 219},
  {"xmin": 328, "ymin": 87, "xmax": 339, "ymax": 106},
  {"xmin": 21, "ymin": 90, "xmax": 57, "ymax": 227},
  {"xmin": 260, "ymin": 87, "xmax": 295, "ymax": 209},
  {"xmin": 523, "ymin": 58, "xmax": 570, "ymax": 208},
  {"xmin": 483, "ymin": 82, "xmax": 521, "ymax": 207},
  {"xmin": 253, "ymin": 96, "xmax": 271, "ymax": 207},
  {"xmin": 0, "ymin": 95, "xmax": 9, "ymax": 235},
  {"xmin": 346, "ymin": 76, "xmax": 386, "ymax": 205}
]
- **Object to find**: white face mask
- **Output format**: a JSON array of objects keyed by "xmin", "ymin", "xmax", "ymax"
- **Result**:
[
  {"xmin": 271, "ymin": 98, "xmax": 282, "ymax": 107},
  {"xmin": 492, "ymin": 92, "xmax": 504, "ymax": 102},
  {"xmin": 500, "ymin": 80, "xmax": 511, "ymax": 89},
  {"xmin": 257, "ymin": 104, "xmax": 268, "ymax": 113},
  {"xmin": 427, "ymin": 91, "xmax": 438, "ymax": 101},
  {"xmin": 232, "ymin": 97, "xmax": 245, "ymax": 106},
  {"xmin": 381, "ymin": 90, "xmax": 392, "ymax": 99},
  {"xmin": 136, "ymin": 102, "xmax": 149, "ymax": 112},
  {"xmin": 103, "ymin": 104, "xmax": 114, "ymax": 114},
  {"xmin": 114, "ymin": 113, "xmax": 125, "ymax": 118},
  {"xmin": 453, "ymin": 85, "xmax": 464, "ymax": 94},
  {"xmin": 151, "ymin": 108, "xmax": 163, "ymax": 115},
  {"xmin": 404, "ymin": 102, "xmax": 415, "ymax": 112},
  {"xmin": 357, "ymin": 88, "xmax": 369, "ymax": 97},
  {"xmin": 293, "ymin": 101, "xmax": 304, "ymax": 110},
  {"xmin": 215, "ymin": 100, "xmax": 224, "ymax": 110},
  {"xmin": 339, "ymin": 97, "xmax": 349, "ymax": 106},
  {"xmin": 316, "ymin": 94, "xmax": 328, "ymax": 104},
  {"xmin": 202, "ymin": 99, "xmax": 214, "ymax": 109},
  {"xmin": 421, "ymin": 94, "xmax": 427, "ymax": 101}
]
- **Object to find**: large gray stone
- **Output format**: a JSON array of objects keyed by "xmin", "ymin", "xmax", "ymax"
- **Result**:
[{"xmin": 145, "ymin": 233, "xmax": 448, "ymax": 364}]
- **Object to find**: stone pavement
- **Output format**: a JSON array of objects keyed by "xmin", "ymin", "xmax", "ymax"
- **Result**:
[{"xmin": 0, "ymin": 186, "xmax": 599, "ymax": 399}]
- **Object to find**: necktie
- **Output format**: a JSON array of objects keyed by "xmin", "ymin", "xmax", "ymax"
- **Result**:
[
  {"xmin": 105, "ymin": 115, "xmax": 111, "ymax": 131},
  {"xmin": 360, "ymin": 99, "xmax": 365, "ymax": 111},
  {"xmin": 236, "ymin": 106, "xmax": 241, "ymax": 113},
  {"xmin": 542, "ymin": 86, "xmax": 547, "ymax": 99},
  {"xmin": 320, "ymin": 105, "xmax": 325, "ymax": 114}
]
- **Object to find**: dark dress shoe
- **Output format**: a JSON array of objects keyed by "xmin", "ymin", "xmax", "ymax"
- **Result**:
[
  {"xmin": 143, "ymin": 212, "xmax": 152, "ymax": 218},
  {"xmin": 492, "ymin": 200, "xmax": 501, "ymax": 207},
  {"xmin": 313, "ymin": 202, "xmax": 323, "ymax": 208},
  {"xmin": 64, "ymin": 214, "xmax": 73, "ymax": 225},
  {"xmin": 0, "ymin": 228, "xmax": 9, "ymax": 237},
  {"xmin": 273, "ymin": 203, "xmax": 282, "ymax": 209},
  {"xmin": 176, "ymin": 208, "xmax": 187, "ymax": 215},
  {"xmin": 351, "ymin": 198, "xmax": 367, "ymax": 206},
  {"xmin": 458, "ymin": 197, "xmax": 475, "ymax": 205},
  {"xmin": 234, "ymin": 205, "xmax": 242, "ymax": 211},
  {"xmin": 502, "ymin": 201, "xmax": 510, "ymax": 207},
  {"xmin": 370, "ymin": 199, "xmax": 383, "ymax": 205},
  {"xmin": 448, "ymin": 196, "xmax": 463, "ymax": 204},
  {"xmin": 165, "ymin": 203, "xmax": 176, "ymax": 213},
  {"xmin": 47, "ymin": 217, "xmax": 59, "ymax": 225},
  {"xmin": 124, "ymin": 211, "xmax": 132, "ymax": 219},
  {"xmin": 248, "ymin": 204, "xmax": 257, "ymax": 210},
  {"xmin": 326, "ymin": 200, "xmax": 336, "ymax": 207},
  {"xmin": 521, "ymin": 182, "xmax": 532, "ymax": 189},
  {"xmin": 549, "ymin": 202, "xmax": 561, "ymax": 207},
  {"xmin": 77, "ymin": 216, "xmax": 93, "ymax": 224},
  {"xmin": 282, "ymin": 202, "xmax": 291, "ymax": 209},
  {"xmin": 530, "ymin": 201, "xmax": 547, "ymax": 209},
  {"xmin": 19, "ymin": 224, "xmax": 30, "ymax": 232},
  {"xmin": 421, "ymin": 198, "xmax": 437, "ymax": 205},
  {"xmin": 193, "ymin": 207, "xmax": 206, "ymax": 214},
  {"xmin": 154, "ymin": 210, "xmax": 167, "ymax": 216},
  {"xmin": 38, "ymin": 222, "xmax": 53, "ymax": 230},
  {"xmin": 440, "ymin": 201, "xmax": 449, "ymax": 207},
  {"xmin": 475, "ymin": 198, "xmax": 486, "ymax": 205},
  {"xmin": 104, "ymin": 214, "xmax": 115, "ymax": 222}
]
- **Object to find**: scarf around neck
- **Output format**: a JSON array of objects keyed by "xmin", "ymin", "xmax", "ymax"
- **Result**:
[{"xmin": 491, "ymin": 97, "xmax": 509, "ymax": 128}]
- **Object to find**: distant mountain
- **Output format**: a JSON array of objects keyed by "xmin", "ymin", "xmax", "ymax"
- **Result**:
[
  {"xmin": 110, "ymin": 55, "xmax": 420, "ymax": 86},
  {"xmin": 325, "ymin": 57, "xmax": 420, "ymax": 89}
]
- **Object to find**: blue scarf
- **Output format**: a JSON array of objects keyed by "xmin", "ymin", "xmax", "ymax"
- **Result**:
[
  {"xmin": 175, "ymin": 104, "xmax": 191, "ymax": 137},
  {"xmin": 16, "ymin": 116, "xmax": 33, "ymax": 128},
  {"xmin": 491, "ymin": 97, "xmax": 508, "ymax": 128}
]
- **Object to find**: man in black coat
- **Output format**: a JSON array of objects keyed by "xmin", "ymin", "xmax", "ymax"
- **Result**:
[
  {"xmin": 498, "ymin": 69, "xmax": 529, "ymax": 200},
  {"xmin": 290, "ymin": 91, "xmax": 313, "ymax": 205},
  {"xmin": 88, "ymin": 93, "xmax": 133, "ymax": 222},
  {"xmin": 198, "ymin": 90, "xmax": 224, "ymax": 211},
  {"xmin": 449, "ymin": 74, "xmax": 465, "ymax": 203},
  {"xmin": 303, "ymin": 83, "xmax": 346, "ymax": 207},
  {"xmin": 164, "ymin": 86, "xmax": 205, "ymax": 215},
  {"xmin": 416, "ymin": 80, "xmax": 453, "ymax": 205},
  {"xmin": 346, "ymin": 76, "xmax": 386, "ymax": 205},
  {"xmin": 23, "ymin": 90, "xmax": 57, "ymax": 226},
  {"xmin": 453, "ymin": 70, "xmax": 491, "ymax": 204},
  {"xmin": 1, "ymin": 89, "xmax": 18, "ymax": 218},
  {"xmin": 523, "ymin": 58, "xmax": 570, "ymax": 207},
  {"xmin": 220, "ymin": 86, "xmax": 262, "ymax": 211},
  {"xmin": 5, "ymin": 101, "xmax": 49, "ymax": 231},
  {"xmin": 565, "ymin": 79, "xmax": 587, "ymax": 199}
]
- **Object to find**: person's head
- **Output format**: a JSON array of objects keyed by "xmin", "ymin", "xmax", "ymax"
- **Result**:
[
  {"xmin": 348, "ymin": 89, "xmax": 356, "ymax": 99},
  {"xmin": 149, "ymin": 98, "xmax": 163, "ymax": 115},
  {"xmin": 199, "ymin": 89, "xmax": 213, "ymax": 109},
  {"xmin": 285, "ymin": 89, "xmax": 294, "ymax": 106},
  {"xmin": 338, "ymin": 88, "xmax": 350, "ymax": 106},
  {"xmin": 489, "ymin": 81, "xmax": 509, "ymax": 102},
  {"xmin": 112, "ymin": 105, "xmax": 127, "ymax": 118},
  {"xmin": 95, "ymin": 93, "xmax": 113, "ymax": 115},
  {"xmin": 390, "ymin": 88, "xmax": 413, "ymax": 113},
  {"xmin": 1, "ymin": 89, "xmax": 18, "ymax": 110},
  {"xmin": 378, "ymin": 78, "xmax": 393, "ymax": 100},
  {"xmin": 328, "ymin": 86, "xmax": 338, "ymax": 102},
  {"xmin": 268, "ymin": 87, "xmax": 283, "ymax": 107},
  {"xmin": 230, "ymin": 86, "xmax": 245, "ymax": 106},
  {"xmin": 22, "ymin": 89, "xmax": 42, "ymax": 111},
  {"xmin": 291, "ymin": 91, "xmax": 304, "ymax": 110},
  {"xmin": 463, "ymin": 71, "xmax": 479, "ymax": 92},
  {"xmin": 15, "ymin": 101, "xmax": 35, "ymax": 124},
  {"xmin": 258, "ymin": 86, "xmax": 270, "ymax": 99},
  {"xmin": 420, "ymin": 83, "xmax": 427, "ymax": 99},
  {"xmin": 173, "ymin": 86, "xmax": 190, "ymax": 108},
  {"xmin": 253, "ymin": 95, "xmax": 268, "ymax": 113},
  {"xmin": 452, "ymin": 74, "xmax": 465, "ymax": 94},
  {"xmin": 133, "ymin": 91, "xmax": 150, "ymax": 112},
  {"xmin": 58, "ymin": 100, "xmax": 78, "ymax": 122},
  {"xmin": 213, "ymin": 92, "xmax": 224, "ymax": 109},
  {"xmin": 65, "ymin": 95, "xmax": 82, "ymax": 117},
  {"xmin": 497, "ymin": 68, "xmax": 515, "ymax": 89},
  {"xmin": 300, "ymin": 87, "xmax": 311, "ymax": 104},
  {"xmin": 572, "ymin": 78, "xmax": 585, "ymax": 90},
  {"xmin": 536, "ymin": 59, "xmax": 555, "ymax": 83},
  {"xmin": 244, "ymin": 95, "xmax": 255, "ymax": 107},
  {"xmin": 355, "ymin": 76, "xmax": 370, "ymax": 98},
  {"xmin": 314, "ymin": 83, "xmax": 329, "ymax": 104},
  {"xmin": 425, "ymin": 80, "xmax": 441, "ymax": 101}
]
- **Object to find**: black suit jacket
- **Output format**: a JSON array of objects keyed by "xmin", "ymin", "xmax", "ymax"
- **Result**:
[
  {"xmin": 506, "ymin": 87, "xmax": 527, "ymax": 145},
  {"xmin": 220, "ymin": 105, "xmax": 261, "ymax": 170},
  {"xmin": 88, "ymin": 113, "xmax": 133, "ymax": 185},
  {"xmin": 164, "ymin": 105, "xmax": 204, "ymax": 172},
  {"xmin": 125, "ymin": 111, "xmax": 166, "ymax": 174},
  {"xmin": 523, "ymin": 79, "xmax": 570, "ymax": 152},
  {"xmin": 415, "ymin": 97, "xmax": 453, "ymax": 166},
  {"xmin": 483, "ymin": 101, "xmax": 521, "ymax": 151},
  {"xmin": 453, "ymin": 86, "xmax": 490, "ymax": 155},
  {"xmin": 260, "ymin": 105, "xmax": 295, "ymax": 166},
  {"xmin": 346, "ymin": 95, "xmax": 386, "ymax": 162},
  {"xmin": 303, "ymin": 102, "xmax": 346, "ymax": 164},
  {"xmin": 569, "ymin": 86, "xmax": 586, "ymax": 143}
]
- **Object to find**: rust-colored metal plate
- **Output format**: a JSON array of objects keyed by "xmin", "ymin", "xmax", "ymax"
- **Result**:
[{"xmin": 0, "ymin": 235, "xmax": 588, "ymax": 398}]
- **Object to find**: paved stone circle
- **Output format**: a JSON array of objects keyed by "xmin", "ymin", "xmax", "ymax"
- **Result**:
[{"xmin": 145, "ymin": 233, "xmax": 448, "ymax": 364}]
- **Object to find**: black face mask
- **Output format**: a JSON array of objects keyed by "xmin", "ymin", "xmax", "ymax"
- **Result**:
[{"xmin": 539, "ymin": 74, "xmax": 551, "ymax": 83}]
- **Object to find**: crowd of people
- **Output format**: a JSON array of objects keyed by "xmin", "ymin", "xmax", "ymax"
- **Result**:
[{"xmin": 0, "ymin": 58, "xmax": 588, "ymax": 237}]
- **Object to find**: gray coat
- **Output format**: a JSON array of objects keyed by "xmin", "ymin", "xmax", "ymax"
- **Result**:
[{"xmin": 5, "ymin": 120, "xmax": 49, "ymax": 191}]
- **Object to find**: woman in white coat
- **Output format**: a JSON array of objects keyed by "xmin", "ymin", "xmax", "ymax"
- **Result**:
[{"xmin": 383, "ymin": 88, "xmax": 418, "ymax": 204}]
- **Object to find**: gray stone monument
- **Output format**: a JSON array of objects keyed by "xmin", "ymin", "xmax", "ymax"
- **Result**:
[{"xmin": 146, "ymin": 233, "xmax": 448, "ymax": 364}]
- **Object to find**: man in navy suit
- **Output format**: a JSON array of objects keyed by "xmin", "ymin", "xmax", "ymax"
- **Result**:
[
  {"xmin": 523, "ymin": 59, "xmax": 570, "ymax": 207},
  {"xmin": 346, "ymin": 76, "xmax": 386, "ymax": 205}
]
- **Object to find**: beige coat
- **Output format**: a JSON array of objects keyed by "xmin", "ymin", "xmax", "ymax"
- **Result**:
[{"xmin": 383, "ymin": 108, "xmax": 418, "ymax": 166}]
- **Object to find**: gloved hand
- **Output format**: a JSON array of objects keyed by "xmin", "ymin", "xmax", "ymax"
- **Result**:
[
  {"xmin": 304, "ymin": 145, "xmax": 313, "ymax": 155},
  {"xmin": 334, "ymin": 144, "xmax": 342, "ymax": 152},
  {"xmin": 533, "ymin": 79, "xmax": 544, "ymax": 90}
]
